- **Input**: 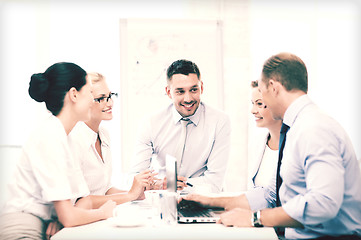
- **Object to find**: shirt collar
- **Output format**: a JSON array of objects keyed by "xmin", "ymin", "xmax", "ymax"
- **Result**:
[
  {"xmin": 283, "ymin": 94, "xmax": 313, "ymax": 128},
  {"xmin": 76, "ymin": 122, "xmax": 109, "ymax": 147},
  {"xmin": 98, "ymin": 126, "xmax": 110, "ymax": 147},
  {"xmin": 171, "ymin": 102, "xmax": 203, "ymax": 126},
  {"xmin": 74, "ymin": 122, "xmax": 96, "ymax": 147}
]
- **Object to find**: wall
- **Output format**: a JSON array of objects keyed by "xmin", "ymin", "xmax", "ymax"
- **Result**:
[{"xmin": 0, "ymin": 0, "xmax": 359, "ymax": 193}]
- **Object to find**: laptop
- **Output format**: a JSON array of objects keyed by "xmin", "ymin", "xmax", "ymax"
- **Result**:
[{"xmin": 165, "ymin": 155, "xmax": 224, "ymax": 224}]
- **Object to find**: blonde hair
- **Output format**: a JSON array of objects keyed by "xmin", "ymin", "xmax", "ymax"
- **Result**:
[{"xmin": 87, "ymin": 72, "xmax": 105, "ymax": 84}]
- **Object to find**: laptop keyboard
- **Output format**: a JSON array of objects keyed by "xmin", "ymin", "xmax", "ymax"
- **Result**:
[{"xmin": 178, "ymin": 199, "xmax": 213, "ymax": 217}]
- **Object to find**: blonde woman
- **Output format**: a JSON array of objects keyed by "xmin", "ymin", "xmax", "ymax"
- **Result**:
[{"xmin": 70, "ymin": 72, "xmax": 154, "ymax": 207}]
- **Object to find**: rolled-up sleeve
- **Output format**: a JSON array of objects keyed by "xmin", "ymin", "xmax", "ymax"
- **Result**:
[
  {"xmin": 282, "ymin": 125, "xmax": 345, "ymax": 225},
  {"xmin": 245, "ymin": 184, "xmax": 277, "ymax": 211}
]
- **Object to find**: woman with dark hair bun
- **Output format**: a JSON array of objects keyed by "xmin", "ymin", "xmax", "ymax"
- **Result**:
[
  {"xmin": 29, "ymin": 62, "xmax": 89, "ymax": 116},
  {"xmin": 29, "ymin": 73, "xmax": 49, "ymax": 102},
  {"xmin": 0, "ymin": 62, "xmax": 116, "ymax": 240}
]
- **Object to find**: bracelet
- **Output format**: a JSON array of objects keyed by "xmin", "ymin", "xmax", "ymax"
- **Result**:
[{"xmin": 251, "ymin": 210, "xmax": 264, "ymax": 227}]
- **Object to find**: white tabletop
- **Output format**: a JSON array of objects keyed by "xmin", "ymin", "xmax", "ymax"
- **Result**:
[{"xmin": 52, "ymin": 199, "xmax": 278, "ymax": 240}]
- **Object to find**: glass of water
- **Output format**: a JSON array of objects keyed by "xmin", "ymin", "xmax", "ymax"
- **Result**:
[{"xmin": 150, "ymin": 154, "xmax": 166, "ymax": 190}]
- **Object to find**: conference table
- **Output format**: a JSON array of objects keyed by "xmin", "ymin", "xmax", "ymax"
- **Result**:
[{"xmin": 52, "ymin": 192, "xmax": 278, "ymax": 240}]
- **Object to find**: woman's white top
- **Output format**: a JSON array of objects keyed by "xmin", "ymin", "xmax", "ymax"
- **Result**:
[
  {"xmin": 3, "ymin": 115, "xmax": 89, "ymax": 221},
  {"xmin": 69, "ymin": 122, "xmax": 113, "ymax": 195},
  {"xmin": 254, "ymin": 144, "xmax": 278, "ymax": 187},
  {"xmin": 248, "ymin": 130, "xmax": 278, "ymax": 189}
]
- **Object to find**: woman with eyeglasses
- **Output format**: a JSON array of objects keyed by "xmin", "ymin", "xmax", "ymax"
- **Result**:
[
  {"xmin": 0, "ymin": 63, "xmax": 116, "ymax": 240},
  {"xmin": 68, "ymin": 72, "xmax": 155, "ymax": 205},
  {"xmin": 248, "ymin": 80, "xmax": 282, "ymax": 189}
]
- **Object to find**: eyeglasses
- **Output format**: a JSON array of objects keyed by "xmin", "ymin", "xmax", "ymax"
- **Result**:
[{"xmin": 94, "ymin": 92, "xmax": 118, "ymax": 103}]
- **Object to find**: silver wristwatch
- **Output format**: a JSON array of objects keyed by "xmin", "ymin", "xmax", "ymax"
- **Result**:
[{"xmin": 251, "ymin": 210, "xmax": 264, "ymax": 227}]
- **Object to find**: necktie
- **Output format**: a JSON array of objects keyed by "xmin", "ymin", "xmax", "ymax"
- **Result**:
[
  {"xmin": 275, "ymin": 123, "xmax": 290, "ymax": 238},
  {"xmin": 276, "ymin": 123, "xmax": 290, "ymax": 207},
  {"xmin": 174, "ymin": 119, "xmax": 189, "ymax": 171}
]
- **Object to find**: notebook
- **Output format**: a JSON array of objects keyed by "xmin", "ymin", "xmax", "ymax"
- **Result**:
[{"xmin": 165, "ymin": 155, "xmax": 224, "ymax": 224}]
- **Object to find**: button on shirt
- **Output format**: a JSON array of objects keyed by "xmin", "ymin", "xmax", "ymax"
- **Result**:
[
  {"xmin": 2, "ymin": 115, "xmax": 90, "ymax": 221},
  {"xmin": 131, "ymin": 102, "xmax": 231, "ymax": 192},
  {"xmin": 247, "ymin": 95, "xmax": 361, "ymax": 239},
  {"xmin": 69, "ymin": 122, "xmax": 113, "ymax": 195}
]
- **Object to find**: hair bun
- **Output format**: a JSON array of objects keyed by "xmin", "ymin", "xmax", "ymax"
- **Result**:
[{"xmin": 28, "ymin": 73, "xmax": 49, "ymax": 102}]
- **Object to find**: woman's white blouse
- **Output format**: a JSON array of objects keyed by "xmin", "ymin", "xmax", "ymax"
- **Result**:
[
  {"xmin": 254, "ymin": 144, "xmax": 278, "ymax": 187},
  {"xmin": 248, "ymin": 130, "xmax": 278, "ymax": 190},
  {"xmin": 3, "ymin": 115, "xmax": 90, "ymax": 221},
  {"xmin": 69, "ymin": 122, "xmax": 113, "ymax": 195}
]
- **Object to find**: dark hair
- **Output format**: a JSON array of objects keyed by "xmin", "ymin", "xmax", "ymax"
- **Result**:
[
  {"xmin": 261, "ymin": 52, "xmax": 308, "ymax": 93},
  {"xmin": 166, "ymin": 59, "xmax": 201, "ymax": 83},
  {"xmin": 251, "ymin": 80, "xmax": 258, "ymax": 88},
  {"xmin": 28, "ymin": 62, "xmax": 87, "ymax": 116}
]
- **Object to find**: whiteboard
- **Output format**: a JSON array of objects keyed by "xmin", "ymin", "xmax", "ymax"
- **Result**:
[{"xmin": 119, "ymin": 18, "xmax": 224, "ymax": 172}]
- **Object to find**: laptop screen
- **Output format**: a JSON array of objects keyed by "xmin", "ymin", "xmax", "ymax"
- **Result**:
[{"xmin": 165, "ymin": 154, "xmax": 177, "ymax": 192}]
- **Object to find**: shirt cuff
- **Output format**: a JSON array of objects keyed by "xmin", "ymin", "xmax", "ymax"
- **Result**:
[{"xmin": 245, "ymin": 187, "xmax": 269, "ymax": 211}]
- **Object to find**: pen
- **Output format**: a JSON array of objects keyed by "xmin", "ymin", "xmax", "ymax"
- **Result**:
[{"xmin": 177, "ymin": 180, "xmax": 193, "ymax": 187}]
